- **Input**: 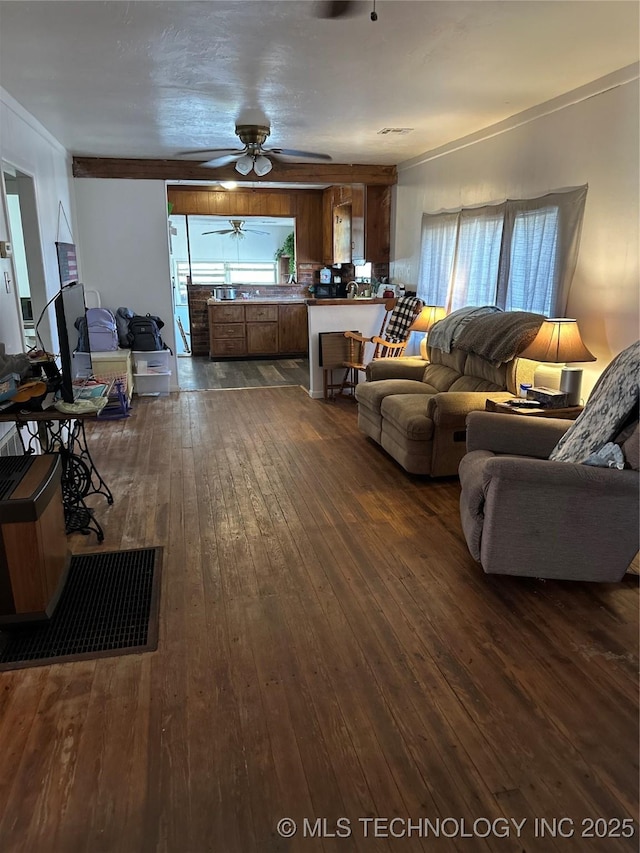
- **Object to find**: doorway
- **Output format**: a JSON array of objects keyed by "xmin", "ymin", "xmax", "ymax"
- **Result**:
[
  {"xmin": 2, "ymin": 163, "xmax": 49, "ymax": 351},
  {"xmin": 168, "ymin": 212, "xmax": 308, "ymax": 391}
]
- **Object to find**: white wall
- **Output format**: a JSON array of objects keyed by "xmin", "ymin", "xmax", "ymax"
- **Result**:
[
  {"xmin": 0, "ymin": 88, "xmax": 76, "ymax": 443},
  {"xmin": 0, "ymin": 89, "xmax": 75, "ymax": 355},
  {"xmin": 73, "ymin": 179, "xmax": 177, "ymax": 387},
  {"xmin": 392, "ymin": 69, "xmax": 639, "ymax": 396}
]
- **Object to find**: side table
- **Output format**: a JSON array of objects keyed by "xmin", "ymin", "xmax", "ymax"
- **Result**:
[{"xmin": 485, "ymin": 399, "xmax": 584, "ymax": 420}]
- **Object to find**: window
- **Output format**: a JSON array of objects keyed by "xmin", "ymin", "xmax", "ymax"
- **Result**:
[
  {"xmin": 174, "ymin": 260, "xmax": 277, "ymax": 304},
  {"xmin": 418, "ymin": 187, "xmax": 587, "ymax": 316}
]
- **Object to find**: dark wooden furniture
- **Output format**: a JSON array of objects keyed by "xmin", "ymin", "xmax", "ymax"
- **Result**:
[
  {"xmin": 322, "ymin": 184, "xmax": 391, "ymax": 265},
  {"xmin": 0, "ymin": 454, "xmax": 69, "ymax": 624},
  {"xmin": 485, "ymin": 398, "xmax": 584, "ymax": 419},
  {"xmin": 0, "ymin": 410, "xmax": 114, "ymax": 541},
  {"xmin": 208, "ymin": 301, "xmax": 308, "ymax": 359}
]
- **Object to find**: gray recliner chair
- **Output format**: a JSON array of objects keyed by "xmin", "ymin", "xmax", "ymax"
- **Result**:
[{"xmin": 458, "ymin": 340, "xmax": 639, "ymax": 582}]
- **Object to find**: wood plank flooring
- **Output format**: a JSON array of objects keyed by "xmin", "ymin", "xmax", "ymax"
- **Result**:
[
  {"xmin": 0, "ymin": 387, "xmax": 637, "ymax": 852},
  {"xmin": 177, "ymin": 356, "xmax": 310, "ymax": 391}
]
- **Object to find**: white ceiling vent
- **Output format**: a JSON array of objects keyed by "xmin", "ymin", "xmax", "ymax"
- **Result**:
[{"xmin": 377, "ymin": 128, "xmax": 414, "ymax": 135}]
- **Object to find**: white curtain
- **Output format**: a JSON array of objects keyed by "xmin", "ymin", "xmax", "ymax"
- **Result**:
[
  {"xmin": 417, "ymin": 186, "xmax": 588, "ymax": 315},
  {"xmin": 449, "ymin": 207, "xmax": 504, "ymax": 311},
  {"xmin": 417, "ymin": 212, "xmax": 458, "ymax": 307}
]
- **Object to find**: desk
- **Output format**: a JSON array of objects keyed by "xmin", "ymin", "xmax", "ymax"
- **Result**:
[{"xmin": 0, "ymin": 410, "xmax": 113, "ymax": 542}]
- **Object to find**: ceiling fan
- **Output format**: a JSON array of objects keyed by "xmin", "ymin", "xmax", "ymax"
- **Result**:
[
  {"xmin": 178, "ymin": 124, "xmax": 332, "ymax": 176},
  {"xmin": 202, "ymin": 220, "xmax": 269, "ymax": 239}
]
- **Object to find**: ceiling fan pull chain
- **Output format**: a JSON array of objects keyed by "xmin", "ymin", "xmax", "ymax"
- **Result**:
[{"xmin": 371, "ymin": 0, "xmax": 378, "ymax": 22}]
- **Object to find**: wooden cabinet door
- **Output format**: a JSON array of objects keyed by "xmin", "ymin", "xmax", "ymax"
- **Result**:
[
  {"xmin": 322, "ymin": 187, "xmax": 335, "ymax": 265},
  {"xmin": 365, "ymin": 185, "xmax": 391, "ymax": 263},
  {"xmin": 333, "ymin": 202, "xmax": 352, "ymax": 264},
  {"xmin": 278, "ymin": 304, "xmax": 308, "ymax": 354},
  {"xmin": 247, "ymin": 323, "xmax": 278, "ymax": 354},
  {"xmin": 351, "ymin": 184, "xmax": 365, "ymax": 264}
]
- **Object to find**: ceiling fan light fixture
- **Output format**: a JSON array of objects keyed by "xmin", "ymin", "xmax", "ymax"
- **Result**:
[
  {"xmin": 253, "ymin": 155, "xmax": 273, "ymax": 177},
  {"xmin": 235, "ymin": 154, "xmax": 253, "ymax": 176}
]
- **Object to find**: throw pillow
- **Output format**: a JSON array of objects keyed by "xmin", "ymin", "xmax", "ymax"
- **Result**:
[{"xmin": 549, "ymin": 340, "xmax": 640, "ymax": 464}]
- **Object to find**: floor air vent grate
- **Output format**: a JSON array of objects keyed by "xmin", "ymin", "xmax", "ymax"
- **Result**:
[{"xmin": 0, "ymin": 547, "xmax": 162, "ymax": 670}]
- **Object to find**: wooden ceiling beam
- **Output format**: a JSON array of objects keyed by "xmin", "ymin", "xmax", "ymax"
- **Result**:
[{"xmin": 72, "ymin": 157, "xmax": 397, "ymax": 185}]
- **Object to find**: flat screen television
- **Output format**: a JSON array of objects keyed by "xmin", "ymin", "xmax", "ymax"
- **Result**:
[{"xmin": 54, "ymin": 282, "xmax": 92, "ymax": 403}]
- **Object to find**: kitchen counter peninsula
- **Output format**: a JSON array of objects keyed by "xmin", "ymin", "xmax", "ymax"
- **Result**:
[
  {"xmin": 305, "ymin": 297, "xmax": 388, "ymax": 306},
  {"xmin": 306, "ymin": 299, "xmax": 388, "ymax": 399}
]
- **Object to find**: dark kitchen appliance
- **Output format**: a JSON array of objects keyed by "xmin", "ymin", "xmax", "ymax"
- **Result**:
[
  {"xmin": 335, "ymin": 281, "xmax": 348, "ymax": 298},
  {"xmin": 314, "ymin": 283, "xmax": 337, "ymax": 299}
]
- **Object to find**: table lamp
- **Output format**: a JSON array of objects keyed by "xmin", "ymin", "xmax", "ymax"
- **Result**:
[
  {"xmin": 519, "ymin": 318, "xmax": 596, "ymax": 405},
  {"xmin": 410, "ymin": 306, "xmax": 447, "ymax": 359}
]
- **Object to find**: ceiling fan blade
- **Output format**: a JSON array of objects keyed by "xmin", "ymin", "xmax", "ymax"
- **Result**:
[
  {"xmin": 176, "ymin": 147, "xmax": 242, "ymax": 158},
  {"xmin": 202, "ymin": 229, "xmax": 234, "ymax": 235},
  {"xmin": 315, "ymin": 1, "xmax": 358, "ymax": 19},
  {"xmin": 245, "ymin": 230, "xmax": 270, "ymax": 236},
  {"xmin": 268, "ymin": 148, "xmax": 333, "ymax": 162},
  {"xmin": 200, "ymin": 153, "xmax": 245, "ymax": 168}
]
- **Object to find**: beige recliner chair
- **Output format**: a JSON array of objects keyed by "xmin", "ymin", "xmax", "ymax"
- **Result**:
[{"xmin": 458, "ymin": 340, "xmax": 640, "ymax": 582}]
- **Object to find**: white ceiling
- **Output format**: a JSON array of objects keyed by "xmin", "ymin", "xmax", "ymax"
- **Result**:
[{"xmin": 0, "ymin": 1, "xmax": 638, "ymax": 167}]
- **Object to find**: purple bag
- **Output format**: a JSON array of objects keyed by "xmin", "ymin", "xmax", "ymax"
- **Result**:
[{"xmin": 86, "ymin": 307, "xmax": 119, "ymax": 352}]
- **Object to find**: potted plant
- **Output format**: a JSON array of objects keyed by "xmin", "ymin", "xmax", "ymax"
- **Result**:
[{"xmin": 275, "ymin": 232, "xmax": 295, "ymax": 277}]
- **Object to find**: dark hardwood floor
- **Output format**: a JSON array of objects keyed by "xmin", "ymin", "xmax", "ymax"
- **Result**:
[
  {"xmin": 177, "ymin": 355, "xmax": 310, "ymax": 391},
  {"xmin": 0, "ymin": 387, "xmax": 637, "ymax": 852}
]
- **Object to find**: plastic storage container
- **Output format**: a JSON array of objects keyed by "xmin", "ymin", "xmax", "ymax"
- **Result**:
[
  {"xmin": 132, "ymin": 350, "xmax": 171, "ymax": 396},
  {"xmin": 133, "ymin": 371, "xmax": 171, "ymax": 396}
]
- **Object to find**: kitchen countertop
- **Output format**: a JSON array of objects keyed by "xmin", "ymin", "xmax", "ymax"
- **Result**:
[
  {"xmin": 305, "ymin": 297, "xmax": 388, "ymax": 306},
  {"xmin": 207, "ymin": 297, "xmax": 307, "ymax": 305}
]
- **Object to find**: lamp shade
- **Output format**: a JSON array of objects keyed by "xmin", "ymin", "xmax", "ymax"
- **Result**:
[
  {"xmin": 253, "ymin": 155, "xmax": 273, "ymax": 177},
  {"xmin": 410, "ymin": 305, "xmax": 447, "ymax": 333},
  {"xmin": 235, "ymin": 154, "xmax": 253, "ymax": 176},
  {"xmin": 519, "ymin": 318, "xmax": 596, "ymax": 363}
]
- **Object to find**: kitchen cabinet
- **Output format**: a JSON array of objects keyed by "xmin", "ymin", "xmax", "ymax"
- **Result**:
[
  {"xmin": 322, "ymin": 184, "xmax": 390, "ymax": 264},
  {"xmin": 278, "ymin": 303, "xmax": 308, "ymax": 353},
  {"xmin": 333, "ymin": 202, "xmax": 352, "ymax": 265},
  {"xmin": 350, "ymin": 184, "xmax": 365, "ymax": 264},
  {"xmin": 208, "ymin": 302, "xmax": 308, "ymax": 358},
  {"xmin": 246, "ymin": 304, "xmax": 278, "ymax": 354},
  {"xmin": 247, "ymin": 322, "xmax": 278, "ymax": 354}
]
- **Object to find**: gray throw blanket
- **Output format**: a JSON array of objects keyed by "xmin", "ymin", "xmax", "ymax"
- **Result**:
[
  {"xmin": 427, "ymin": 305, "xmax": 502, "ymax": 353},
  {"xmin": 550, "ymin": 339, "xmax": 639, "ymax": 464},
  {"xmin": 454, "ymin": 310, "xmax": 545, "ymax": 364}
]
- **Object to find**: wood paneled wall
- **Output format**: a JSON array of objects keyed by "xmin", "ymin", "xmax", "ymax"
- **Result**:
[{"xmin": 167, "ymin": 186, "xmax": 323, "ymax": 264}]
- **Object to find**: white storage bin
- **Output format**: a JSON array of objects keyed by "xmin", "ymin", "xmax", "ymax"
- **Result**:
[
  {"xmin": 132, "ymin": 350, "xmax": 170, "ymax": 373},
  {"xmin": 133, "ymin": 371, "xmax": 171, "ymax": 396}
]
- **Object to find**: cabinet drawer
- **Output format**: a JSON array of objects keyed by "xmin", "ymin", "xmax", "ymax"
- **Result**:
[
  {"xmin": 245, "ymin": 304, "xmax": 278, "ymax": 322},
  {"xmin": 209, "ymin": 305, "xmax": 245, "ymax": 323},
  {"xmin": 210, "ymin": 338, "xmax": 247, "ymax": 356},
  {"xmin": 212, "ymin": 323, "xmax": 246, "ymax": 340}
]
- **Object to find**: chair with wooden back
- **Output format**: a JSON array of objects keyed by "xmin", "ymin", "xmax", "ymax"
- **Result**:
[{"xmin": 340, "ymin": 296, "xmax": 423, "ymax": 395}]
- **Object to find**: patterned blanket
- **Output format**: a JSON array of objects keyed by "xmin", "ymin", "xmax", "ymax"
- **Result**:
[
  {"xmin": 550, "ymin": 339, "xmax": 640, "ymax": 464},
  {"xmin": 427, "ymin": 305, "xmax": 502, "ymax": 353},
  {"xmin": 454, "ymin": 311, "xmax": 546, "ymax": 364},
  {"xmin": 384, "ymin": 296, "xmax": 423, "ymax": 343}
]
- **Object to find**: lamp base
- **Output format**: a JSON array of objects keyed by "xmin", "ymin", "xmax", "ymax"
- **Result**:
[{"xmin": 560, "ymin": 367, "xmax": 583, "ymax": 406}]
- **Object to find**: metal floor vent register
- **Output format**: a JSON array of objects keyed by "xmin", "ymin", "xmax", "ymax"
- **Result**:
[
  {"xmin": 0, "ymin": 547, "xmax": 162, "ymax": 670},
  {"xmin": 0, "ymin": 456, "xmax": 34, "ymax": 502}
]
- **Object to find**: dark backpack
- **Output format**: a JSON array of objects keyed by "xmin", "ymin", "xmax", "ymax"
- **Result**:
[
  {"xmin": 127, "ymin": 314, "xmax": 167, "ymax": 352},
  {"xmin": 115, "ymin": 307, "xmax": 135, "ymax": 347}
]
